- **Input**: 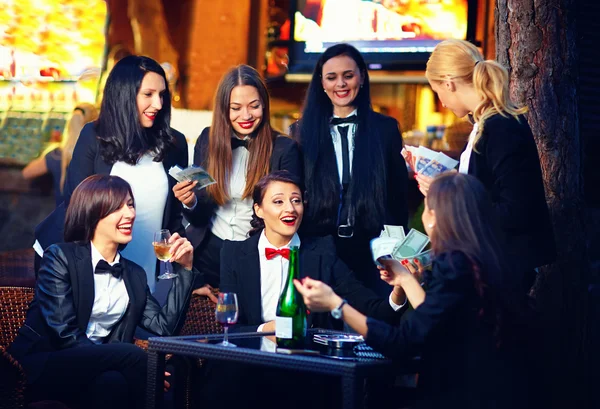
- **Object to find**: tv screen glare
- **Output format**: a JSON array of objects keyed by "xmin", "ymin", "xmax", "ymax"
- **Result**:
[{"xmin": 289, "ymin": 0, "xmax": 472, "ymax": 73}]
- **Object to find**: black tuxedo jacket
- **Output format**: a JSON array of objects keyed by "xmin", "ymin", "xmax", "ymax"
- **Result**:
[
  {"xmin": 35, "ymin": 122, "xmax": 189, "ymax": 251},
  {"xmin": 465, "ymin": 114, "xmax": 556, "ymax": 273},
  {"xmin": 184, "ymin": 126, "xmax": 302, "ymax": 244},
  {"xmin": 8, "ymin": 241, "xmax": 197, "ymax": 382},
  {"xmin": 291, "ymin": 111, "xmax": 408, "ymax": 239},
  {"xmin": 219, "ymin": 233, "xmax": 404, "ymax": 332}
]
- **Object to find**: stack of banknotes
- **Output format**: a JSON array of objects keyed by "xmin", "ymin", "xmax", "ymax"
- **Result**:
[
  {"xmin": 168, "ymin": 165, "xmax": 216, "ymax": 190},
  {"xmin": 401, "ymin": 145, "xmax": 459, "ymax": 177},
  {"xmin": 370, "ymin": 225, "xmax": 432, "ymax": 269}
]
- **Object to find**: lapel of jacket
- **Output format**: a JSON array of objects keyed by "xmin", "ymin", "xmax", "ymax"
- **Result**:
[
  {"xmin": 299, "ymin": 237, "xmax": 320, "ymax": 328},
  {"xmin": 238, "ymin": 234, "xmax": 262, "ymax": 325},
  {"xmin": 73, "ymin": 242, "xmax": 95, "ymax": 331}
]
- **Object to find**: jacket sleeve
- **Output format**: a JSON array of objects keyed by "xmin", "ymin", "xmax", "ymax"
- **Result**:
[
  {"xmin": 166, "ymin": 128, "xmax": 189, "ymax": 238},
  {"xmin": 272, "ymin": 136, "xmax": 303, "ymax": 183},
  {"xmin": 219, "ymin": 241, "xmax": 261, "ymax": 332},
  {"xmin": 184, "ymin": 127, "xmax": 217, "ymax": 227},
  {"xmin": 364, "ymin": 252, "xmax": 473, "ymax": 360},
  {"xmin": 482, "ymin": 118, "xmax": 546, "ymax": 231},
  {"xmin": 138, "ymin": 263, "xmax": 198, "ymax": 336},
  {"xmin": 37, "ymin": 245, "xmax": 94, "ymax": 349},
  {"xmin": 63, "ymin": 122, "xmax": 98, "ymax": 206},
  {"xmin": 324, "ymin": 236, "xmax": 405, "ymax": 325}
]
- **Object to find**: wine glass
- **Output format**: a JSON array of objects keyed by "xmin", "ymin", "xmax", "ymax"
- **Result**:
[
  {"xmin": 215, "ymin": 292, "xmax": 239, "ymax": 347},
  {"xmin": 153, "ymin": 229, "xmax": 178, "ymax": 279}
]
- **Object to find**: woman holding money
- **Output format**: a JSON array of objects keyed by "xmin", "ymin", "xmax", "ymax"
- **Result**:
[
  {"xmin": 290, "ymin": 43, "xmax": 408, "ymax": 297},
  {"xmin": 173, "ymin": 65, "xmax": 302, "ymax": 288},
  {"xmin": 294, "ymin": 172, "xmax": 534, "ymax": 408},
  {"xmin": 417, "ymin": 39, "xmax": 555, "ymax": 291},
  {"xmin": 34, "ymin": 56, "xmax": 189, "ymax": 292}
]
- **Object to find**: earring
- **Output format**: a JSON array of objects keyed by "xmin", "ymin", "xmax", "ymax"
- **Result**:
[
  {"xmin": 427, "ymin": 223, "xmax": 435, "ymax": 229},
  {"xmin": 324, "ymin": 89, "xmax": 326, "ymax": 93}
]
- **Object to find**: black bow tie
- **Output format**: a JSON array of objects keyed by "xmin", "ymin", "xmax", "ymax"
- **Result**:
[
  {"xmin": 231, "ymin": 137, "xmax": 249, "ymax": 150},
  {"xmin": 95, "ymin": 260, "xmax": 123, "ymax": 279},
  {"xmin": 330, "ymin": 115, "xmax": 358, "ymax": 126}
]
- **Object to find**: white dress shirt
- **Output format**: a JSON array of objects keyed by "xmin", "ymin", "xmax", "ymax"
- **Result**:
[
  {"xmin": 256, "ymin": 231, "xmax": 405, "ymax": 335},
  {"xmin": 330, "ymin": 108, "xmax": 358, "ymax": 184},
  {"xmin": 111, "ymin": 153, "xmax": 168, "ymax": 293},
  {"xmin": 458, "ymin": 122, "xmax": 479, "ymax": 175},
  {"xmin": 210, "ymin": 142, "xmax": 254, "ymax": 241},
  {"xmin": 86, "ymin": 242, "xmax": 129, "ymax": 344}
]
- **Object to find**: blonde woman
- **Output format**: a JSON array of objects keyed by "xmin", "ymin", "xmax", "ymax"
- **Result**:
[
  {"xmin": 417, "ymin": 39, "xmax": 555, "ymax": 291},
  {"xmin": 22, "ymin": 103, "xmax": 99, "ymax": 206}
]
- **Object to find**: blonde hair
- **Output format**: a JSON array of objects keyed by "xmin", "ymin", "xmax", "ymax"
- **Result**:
[
  {"xmin": 59, "ymin": 103, "xmax": 99, "ymax": 191},
  {"xmin": 425, "ymin": 39, "xmax": 527, "ymax": 147}
]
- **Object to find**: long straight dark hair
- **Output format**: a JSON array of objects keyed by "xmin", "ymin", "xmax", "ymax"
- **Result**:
[
  {"xmin": 206, "ymin": 64, "xmax": 276, "ymax": 206},
  {"xmin": 64, "ymin": 175, "xmax": 134, "ymax": 242},
  {"xmin": 95, "ymin": 55, "xmax": 173, "ymax": 165},
  {"xmin": 293, "ymin": 43, "xmax": 387, "ymax": 233}
]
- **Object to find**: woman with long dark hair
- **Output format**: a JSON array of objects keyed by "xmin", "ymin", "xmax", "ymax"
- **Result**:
[
  {"xmin": 173, "ymin": 64, "xmax": 301, "ymax": 288},
  {"xmin": 295, "ymin": 172, "xmax": 533, "ymax": 408},
  {"xmin": 417, "ymin": 39, "xmax": 555, "ymax": 291},
  {"xmin": 10, "ymin": 175, "xmax": 198, "ymax": 409},
  {"xmin": 34, "ymin": 55, "xmax": 189, "ymax": 292},
  {"xmin": 290, "ymin": 43, "xmax": 408, "ymax": 296}
]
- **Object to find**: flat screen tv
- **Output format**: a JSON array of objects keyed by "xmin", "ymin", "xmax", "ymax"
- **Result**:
[{"xmin": 287, "ymin": 0, "xmax": 477, "ymax": 74}]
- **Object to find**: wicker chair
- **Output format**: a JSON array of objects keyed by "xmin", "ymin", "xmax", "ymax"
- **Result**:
[{"xmin": 0, "ymin": 286, "xmax": 35, "ymax": 409}]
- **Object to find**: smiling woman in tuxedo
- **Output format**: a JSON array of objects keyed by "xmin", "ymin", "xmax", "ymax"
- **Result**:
[
  {"xmin": 219, "ymin": 170, "xmax": 406, "ymax": 334},
  {"xmin": 9, "ymin": 175, "xmax": 198, "ymax": 409},
  {"xmin": 172, "ymin": 65, "xmax": 301, "ymax": 289},
  {"xmin": 290, "ymin": 43, "xmax": 408, "ymax": 297}
]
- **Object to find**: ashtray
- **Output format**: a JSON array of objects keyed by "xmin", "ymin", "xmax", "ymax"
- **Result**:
[{"xmin": 313, "ymin": 334, "xmax": 364, "ymax": 350}]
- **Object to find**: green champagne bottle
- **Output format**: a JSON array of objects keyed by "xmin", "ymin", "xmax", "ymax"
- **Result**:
[{"xmin": 275, "ymin": 246, "xmax": 307, "ymax": 348}]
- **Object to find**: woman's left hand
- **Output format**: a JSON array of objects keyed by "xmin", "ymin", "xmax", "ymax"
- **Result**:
[
  {"xmin": 293, "ymin": 277, "xmax": 342, "ymax": 312},
  {"xmin": 168, "ymin": 233, "xmax": 194, "ymax": 270}
]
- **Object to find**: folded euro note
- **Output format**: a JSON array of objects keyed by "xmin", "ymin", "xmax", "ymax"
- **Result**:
[
  {"xmin": 370, "ymin": 226, "xmax": 432, "ymax": 270},
  {"xmin": 168, "ymin": 165, "xmax": 216, "ymax": 190},
  {"xmin": 401, "ymin": 145, "xmax": 459, "ymax": 177}
]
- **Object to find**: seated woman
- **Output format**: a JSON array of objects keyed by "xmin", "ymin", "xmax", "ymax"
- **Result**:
[
  {"xmin": 8, "ymin": 175, "xmax": 198, "ymax": 409},
  {"xmin": 220, "ymin": 170, "xmax": 407, "ymax": 335},
  {"xmin": 193, "ymin": 170, "xmax": 407, "ymax": 409},
  {"xmin": 294, "ymin": 172, "xmax": 534, "ymax": 409}
]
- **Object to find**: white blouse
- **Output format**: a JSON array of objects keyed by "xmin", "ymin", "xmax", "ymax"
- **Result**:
[
  {"xmin": 111, "ymin": 153, "xmax": 168, "ymax": 293},
  {"xmin": 458, "ymin": 122, "xmax": 479, "ymax": 175}
]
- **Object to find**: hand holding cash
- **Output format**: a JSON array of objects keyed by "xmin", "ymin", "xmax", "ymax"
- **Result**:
[
  {"xmin": 168, "ymin": 165, "xmax": 216, "ymax": 191},
  {"xmin": 401, "ymin": 145, "xmax": 458, "ymax": 178},
  {"xmin": 371, "ymin": 225, "xmax": 433, "ymax": 271}
]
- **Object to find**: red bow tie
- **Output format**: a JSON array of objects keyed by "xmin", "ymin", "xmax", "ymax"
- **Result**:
[{"xmin": 265, "ymin": 248, "xmax": 290, "ymax": 260}]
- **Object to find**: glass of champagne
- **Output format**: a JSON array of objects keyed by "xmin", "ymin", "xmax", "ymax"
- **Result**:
[
  {"xmin": 153, "ymin": 229, "xmax": 178, "ymax": 279},
  {"xmin": 215, "ymin": 292, "xmax": 239, "ymax": 347}
]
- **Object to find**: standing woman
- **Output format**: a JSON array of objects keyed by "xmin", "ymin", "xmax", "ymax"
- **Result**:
[
  {"xmin": 291, "ymin": 43, "xmax": 408, "ymax": 296},
  {"xmin": 10, "ymin": 175, "xmax": 198, "ymax": 409},
  {"xmin": 34, "ymin": 56, "xmax": 188, "ymax": 292},
  {"xmin": 419, "ymin": 39, "xmax": 555, "ymax": 291},
  {"xmin": 173, "ymin": 64, "xmax": 302, "ymax": 288}
]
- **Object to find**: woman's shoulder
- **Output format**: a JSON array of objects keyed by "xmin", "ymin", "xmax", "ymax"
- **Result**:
[
  {"xmin": 430, "ymin": 250, "xmax": 473, "ymax": 281},
  {"xmin": 79, "ymin": 121, "xmax": 99, "ymax": 142},
  {"xmin": 300, "ymin": 235, "xmax": 336, "ymax": 254},
  {"xmin": 480, "ymin": 113, "xmax": 534, "ymax": 148},
  {"xmin": 273, "ymin": 133, "xmax": 297, "ymax": 147}
]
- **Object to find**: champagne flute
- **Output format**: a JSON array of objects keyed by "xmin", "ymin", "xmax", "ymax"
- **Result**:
[
  {"xmin": 153, "ymin": 229, "xmax": 178, "ymax": 279},
  {"xmin": 215, "ymin": 292, "xmax": 239, "ymax": 347}
]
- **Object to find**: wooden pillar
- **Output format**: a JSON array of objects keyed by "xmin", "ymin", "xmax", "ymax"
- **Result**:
[{"xmin": 182, "ymin": 0, "xmax": 252, "ymax": 110}]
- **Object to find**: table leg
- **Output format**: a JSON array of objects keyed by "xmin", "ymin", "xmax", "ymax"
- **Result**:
[
  {"xmin": 342, "ymin": 374, "xmax": 364, "ymax": 409},
  {"xmin": 146, "ymin": 349, "xmax": 166, "ymax": 409}
]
